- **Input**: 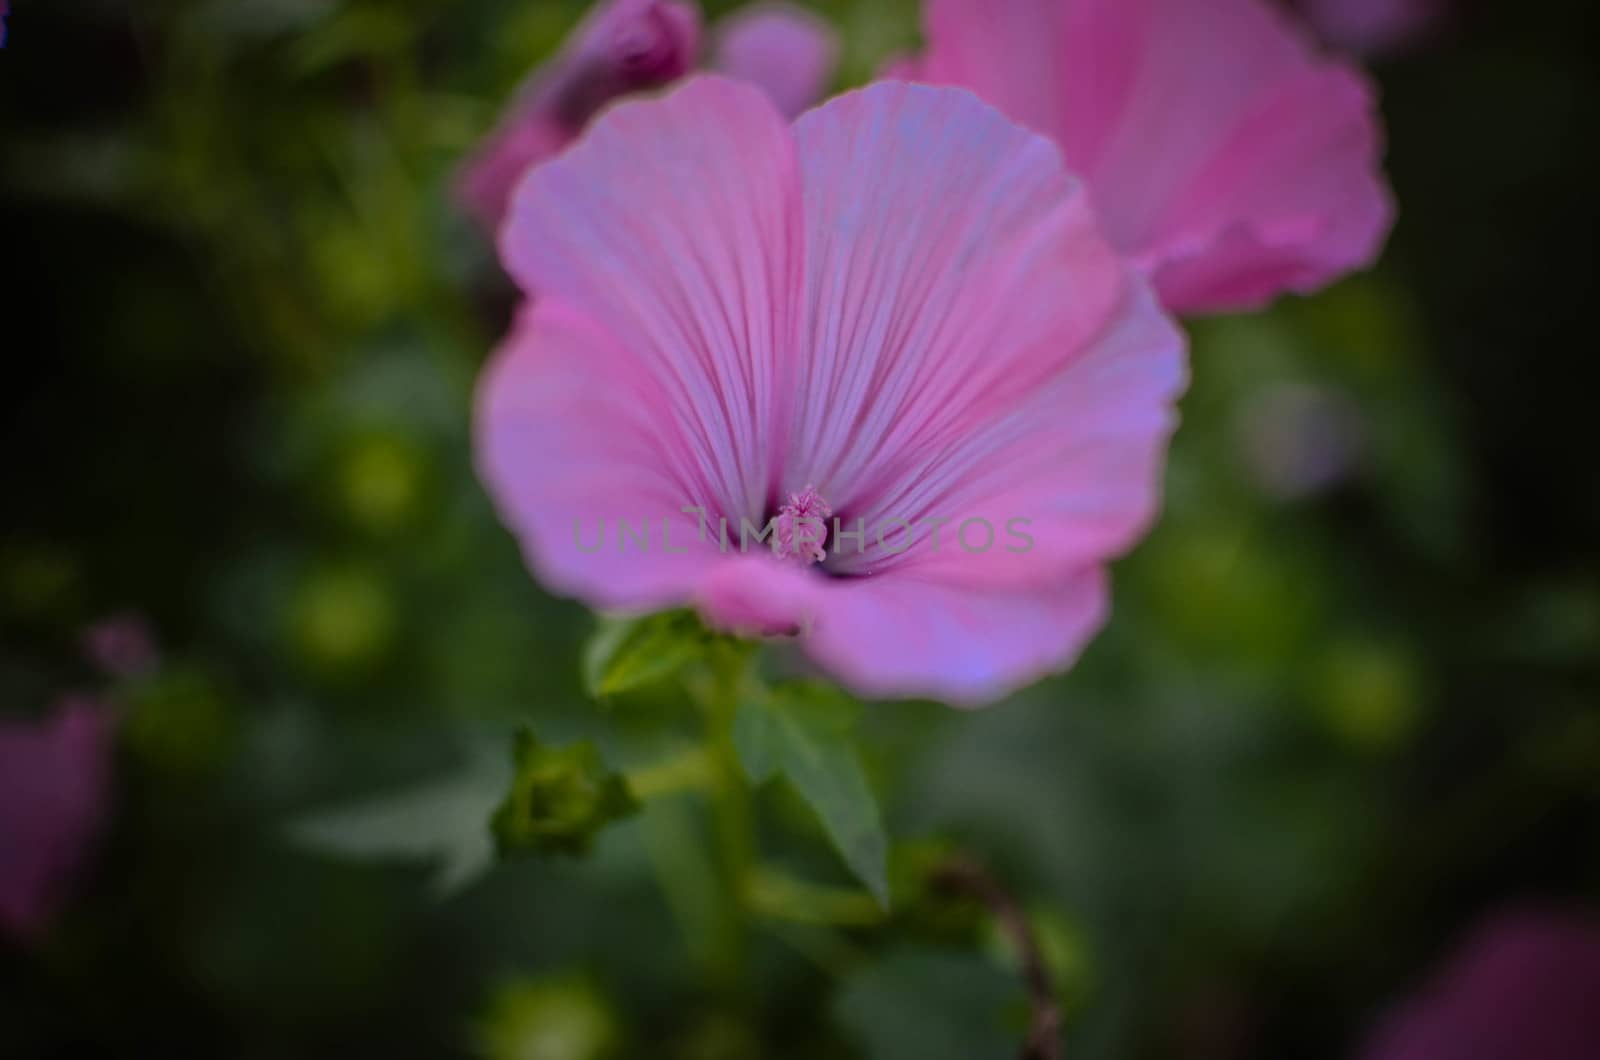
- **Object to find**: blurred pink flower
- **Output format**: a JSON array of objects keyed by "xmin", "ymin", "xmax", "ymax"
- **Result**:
[
  {"xmin": 890, "ymin": 0, "xmax": 1395, "ymax": 316},
  {"xmin": 457, "ymin": 0, "xmax": 837, "ymax": 233},
  {"xmin": 477, "ymin": 77, "xmax": 1186, "ymax": 705},
  {"xmin": 0, "ymin": 699, "xmax": 113, "ymax": 940},
  {"xmin": 82, "ymin": 613, "xmax": 160, "ymax": 679},
  {"xmin": 1358, "ymin": 907, "xmax": 1600, "ymax": 1060},
  {"xmin": 1299, "ymin": 0, "xmax": 1446, "ymax": 58}
]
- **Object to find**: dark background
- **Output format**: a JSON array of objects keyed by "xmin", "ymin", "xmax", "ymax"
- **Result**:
[{"xmin": 2, "ymin": 1, "xmax": 1597, "ymax": 1057}]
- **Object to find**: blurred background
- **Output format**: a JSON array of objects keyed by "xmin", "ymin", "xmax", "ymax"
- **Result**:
[{"xmin": 2, "ymin": 1, "xmax": 1597, "ymax": 1058}]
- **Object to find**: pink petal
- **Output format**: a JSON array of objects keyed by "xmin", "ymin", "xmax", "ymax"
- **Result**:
[
  {"xmin": 455, "ymin": 0, "xmax": 701, "ymax": 232},
  {"xmin": 711, "ymin": 3, "xmax": 840, "ymax": 119},
  {"xmin": 904, "ymin": 0, "xmax": 1395, "ymax": 315},
  {"xmin": 787, "ymin": 81, "xmax": 1183, "ymax": 581},
  {"xmin": 499, "ymin": 77, "xmax": 802, "ymax": 529},
  {"xmin": 0, "ymin": 699, "xmax": 113, "ymax": 940},
  {"xmin": 476, "ymin": 303, "xmax": 730, "ymax": 611},
  {"xmin": 810, "ymin": 568, "xmax": 1111, "ymax": 707},
  {"xmin": 724, "ymin": 81, "xmax": 1181, "ymax": 702},
  {"xmin": 699, "ymin": 560, "xmax": 1110, "ymax": 706}
]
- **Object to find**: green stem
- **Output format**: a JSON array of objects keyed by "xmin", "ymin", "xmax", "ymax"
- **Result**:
[
  {"xmin": 692, "ymin": 641, "xmax": 758, "ymax": 989},
  {"xmin": 625, "ymin": 747, "xmax": 715, "ymax": 800},
  {"xmin": 746, "ymin": 867, "xmax": 887, "ymax": 927}
]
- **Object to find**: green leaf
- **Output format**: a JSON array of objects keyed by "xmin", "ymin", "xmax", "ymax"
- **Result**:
[
  {"xmin": 833, "ymin": 946, "xmax": 1027, "ymax": 1060},
  {"xmin": 736, "ymin": 683, "xmax": 888, "ymax": 907},
  {"xmin": 492, "ymin": 728, "xmax": 638, "ymax": 857},
  {"xmin": 732, "ymin": 700, "xmax": 780, "ymax": 783},
  {"xmin": 582, "ymin": 610, "xmax": 710, "ymax": 698},
  {"xmin": 288, "ymin": 748, "xmax": 509, "ymax": 896}
]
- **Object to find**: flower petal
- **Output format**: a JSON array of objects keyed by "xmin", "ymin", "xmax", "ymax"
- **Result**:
[
  {"xmin": 697, "ymin": 559, "xmax": 1110, "ymax": 706},
  {"xmin": 810, "ymin": 568, "xmax": 1111, "ymax": 706},
  {"xmin": 500, "ymin": 76, "xmax": 803, "ymax": 526},
  {"xmin": 711, "ymin": 3, "xmax": 840, "ymax": 119},
  {"xmin": 476, "ymin": 303, "xmax": 730, "ymax": 611},
  {"xmin": 841, "ymin": 283, "xmax": 1186, "ymax": 588},
  {"xmin": 907, "ymin": 0, "xmax": 1394, "ymax": 314},
  {"xmin": 786, "ymin": 81, "xmax": 1126, "ymax": 517},
  {"xmin": 786, "ymin": 82, "xmax": 1182, "ymax": 585}
]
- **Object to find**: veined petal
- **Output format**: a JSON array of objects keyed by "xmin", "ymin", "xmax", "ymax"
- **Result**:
[
  {"xmin": 500, "ymin": 76, "xmax": 803, "ymax": 526},
  {"xmin": 787, "ymin": 81, "xmax": 1126, "ymax": 519},
  {"xmin": 476, "ymin": 303, "xmax": 729, "ymax": 611},
  {"xmin": 841, "ymin": 283, "xmax": 1186, "ymax": 587}
]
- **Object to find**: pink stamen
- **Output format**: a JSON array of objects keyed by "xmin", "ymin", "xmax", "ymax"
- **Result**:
[{"xmin": 774, "ymin": 485, "xmax": 831, "ymax": 566}]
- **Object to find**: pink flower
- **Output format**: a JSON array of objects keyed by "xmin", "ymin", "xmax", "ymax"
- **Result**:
[
  {"xmin": 476, "ymin": 77, "xmax": 1186, "ymax": 705},
  {"xmin": 0, "ymin": 699, "xmax": 113, "ymax": 940},
  {"xmin": 457, "ymin": 0, "xmax": 838, "ymax": 233},
  {"xmin": 889, "ymin": 0, "xmax": 1395, "ymax": 315},
  {"xmin": 82, "ymin": 613, "xmax": 160, "ymax": 679},
  {"xmin": 1358, "ymin": 907, "xmax": 1600, "ymax": 1060}
]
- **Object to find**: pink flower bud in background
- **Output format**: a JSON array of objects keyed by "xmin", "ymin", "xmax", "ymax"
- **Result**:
[
  {"xmin": 1234, "ymin": 382, "xmax": 1366, "ymax": 500},
  {"xmin": 82, "ymin": 613, "xmax": 160, "ymax": 680},
  {"xmin": 1298, "ymin": 0, "xmax": 1447, "ymax": 59},
  {"xmin": 0, "ymin": 699, "xmax": 114, "ymax": 941},
  {"xmin": 457, "ymin": 1, "xmax": 837, "ymax": 234},
  {"xmin": 1357, "ymin": 907, "xmax": 1600, "ymax": 1060}
]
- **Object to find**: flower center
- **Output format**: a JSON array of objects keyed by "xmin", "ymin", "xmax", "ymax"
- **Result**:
[{"xmin": 773, "ymin": 485, "xmax": 831, "ymax": 567}]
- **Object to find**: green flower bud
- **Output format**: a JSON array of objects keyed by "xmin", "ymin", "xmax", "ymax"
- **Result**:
[
  {"xmin": 492, "ymin": 729, "xmax": 637, "ymax": 857},
  {"xmin": 479, "ymin": 976, "xmax": 620, "ymax": 1060}
]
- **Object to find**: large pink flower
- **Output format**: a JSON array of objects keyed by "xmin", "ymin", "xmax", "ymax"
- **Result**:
[
  {"xmin": 457, "ymin": 0, "xmax": 837, "ymax": 233},
  {"xmin": 476, "ymin": 77, "xmax": 1186, "ymax": 705},
  {"xmin": 0, "ymin": 699, "xmax": 113, "ymax": 940},
  {"xmin": 889, "ymin": 0, "xmax": 1395, "ymax": 315}
]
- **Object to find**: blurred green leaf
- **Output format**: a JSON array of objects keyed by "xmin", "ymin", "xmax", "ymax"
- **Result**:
[
  {"xmin": 582, "ymin": 610, "xmax": 710, "ymax": 698},
  {"xmin": 492, "ymin": 728, "xmax": 638, "ymax": 857},
  {"xmin": 288, "ymin": 749, "xmax": 509, "ymax": 896},
  {"xmin": 736, "ymin": 683, "xmax": 888, "ymax": 907},
  {"xmin": 833, "ymin": 946, "xmax": 1026, "ymax": 1060}
]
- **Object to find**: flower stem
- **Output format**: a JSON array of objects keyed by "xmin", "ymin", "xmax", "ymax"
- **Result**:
[
  {"xmin": 692, "ymin": 640, "xmax": 757, "ymax": 989},
  {"xmin": 625, "ymin": 746, "xmax": 714, "ymax": 800}
]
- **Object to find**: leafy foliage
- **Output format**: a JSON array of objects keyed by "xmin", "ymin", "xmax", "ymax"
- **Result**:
[
  {"xmin": 582, "ymin": 610, "xmax": 715, "ymax": 699},
  {"xmin": 289, "ymin": 749, "xmax": 510, "ymax": 896},
  {"xmin": 735, "ymin": 682, "xmax": 889, "ymax": 906}
]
